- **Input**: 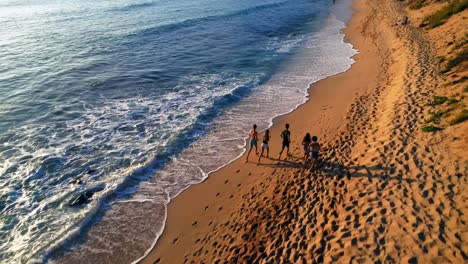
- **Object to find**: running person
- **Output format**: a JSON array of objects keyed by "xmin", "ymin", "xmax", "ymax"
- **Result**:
[
  {"xmin": 246, "ymin": 124, "xmax": 258, "ymax": 162},
  {"xmin": 258, "ymin": 129, "xmax": 270, "ymax": 164},
  {"xmin": 309, "ymin": 136, "xmax": 321, "ymax": 171},
  {"xmin": 278, "ymin": 123, "xmax": 291, "ymax": 160}
]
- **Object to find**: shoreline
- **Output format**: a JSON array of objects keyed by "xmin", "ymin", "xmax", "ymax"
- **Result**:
[
  {"xmin": 132, "ymin": 1, "xmax": 359, "ymax": 262},
  {"xmin": 139, "ymin": 0, "xmax": 371, "ymax": 262},
  {"xmin": 141, "ymin": 0, "xmax": 467, "ymax": 263},
  {"xmin": 49, "ymin": 2, "xmax": 357, "ymax": 263}
]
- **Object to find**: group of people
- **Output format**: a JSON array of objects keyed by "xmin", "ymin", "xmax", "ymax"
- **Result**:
[{"xmin": 245, "ymin": 123, "xmax": 321, "ymax": 170}]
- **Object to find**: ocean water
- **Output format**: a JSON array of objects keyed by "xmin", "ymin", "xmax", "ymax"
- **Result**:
[{"xmin": 0, "ymin": 0, "xmax": 356, "ymax": 263}]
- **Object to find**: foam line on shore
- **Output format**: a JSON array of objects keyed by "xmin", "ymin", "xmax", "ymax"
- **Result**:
[{"xmin": 134, "ymin": 0, "xmax": 357, "ymax": 262}]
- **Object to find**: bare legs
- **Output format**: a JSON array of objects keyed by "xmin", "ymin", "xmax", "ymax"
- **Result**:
[
  {"xmin": 303, "ymin": 151, "xmax": 310, "ymax": 167},
  {"xmin": 246, "ymin": 143, "xmax": 258, "ymax": 163},
  {"xmin": 246, "ymin": 144, "xmax": 253, "ymax": 163},
  {"xmin": 278, "ymin": 144, "xmax": 289, "ymax": 160},
  {"xmin": 258, "ymin": 146, "xmax": 269, "ymax": 164},
  {"xmin": 309, "ymin": 158, "xmax": 318, "ymax": 172}
]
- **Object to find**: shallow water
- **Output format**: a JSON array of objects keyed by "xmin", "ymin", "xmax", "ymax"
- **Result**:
[{"xmin": 0, "ymin": 0, "xmax": 355, "ymax": 262}]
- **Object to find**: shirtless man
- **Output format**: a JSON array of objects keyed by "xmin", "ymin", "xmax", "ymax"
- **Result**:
[
  {"xmin": 246, "ymin": 124, "xmax": 258, "ymax": 162},
  {"xmin": 278, "ymin": 123, "xmax": 291, "ymax": 160},
  {"xmin": 309, "ymin": 136, "xmax": 321, "ymax": 171}
]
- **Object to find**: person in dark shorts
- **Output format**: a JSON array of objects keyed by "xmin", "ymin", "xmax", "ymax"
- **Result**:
[
  {"xmin": 302, "ymin": 133, "xmax": 311, "ymax": 164},
  {"xmin": 278, "ymin": 123, "xmax": 291, "ymax": 160},
  {"xmin": 246, "ymin": 124, "xmax": 258, "ymax": 163},
  {"xmin": 258, "ymin": 129, "xmax": 270, "ymax": 164},
  {"xmin": 309, "ymin": 136, "xmax": 321, "ymax": 171}
]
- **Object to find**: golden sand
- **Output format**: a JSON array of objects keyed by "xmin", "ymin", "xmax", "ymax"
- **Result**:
[{"xmin": 141, "ymin": 1, "xmax": 468, "ymax": 263}]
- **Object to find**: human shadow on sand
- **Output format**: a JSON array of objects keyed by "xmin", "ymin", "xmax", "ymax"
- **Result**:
[
  {"xmin": 304, "ymin": 159, "xmax": 418, "ymax": 184},
  {"xmin": 255, "ymin": 156, "xmax": 304, "ymax": 169}
]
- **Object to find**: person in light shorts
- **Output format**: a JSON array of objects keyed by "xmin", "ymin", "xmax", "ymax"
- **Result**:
[{"xmin": 258, "ymin": 129, "xmax": 270, "ymax": 164}]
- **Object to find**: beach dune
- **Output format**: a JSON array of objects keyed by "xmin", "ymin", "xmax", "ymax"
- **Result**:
[{"xmin": 141, "ymin": 0, "xmax": 467, "ymax": 263}]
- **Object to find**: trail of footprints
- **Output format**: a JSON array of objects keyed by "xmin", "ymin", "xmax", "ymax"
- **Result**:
[{"xmin": 156, "ymin": 1, "xmax": 466, "ymax": 263}]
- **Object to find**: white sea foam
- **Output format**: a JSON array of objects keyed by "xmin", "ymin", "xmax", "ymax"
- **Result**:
[
  {"xmin": 0, "ymin": 72, "xmax": 261, "ymax": 263},
  {"xmin": 54, "ymin": 1, "xmax": 357, "ymax": 263},
  {"xmin": 0, "ymin": 1, "xmax": 357, "ymax": 263}
]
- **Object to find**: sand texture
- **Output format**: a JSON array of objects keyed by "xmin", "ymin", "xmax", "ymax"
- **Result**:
[{"xmin": 141, "ymin": 0, "xmax": 467, "ymax": 263}]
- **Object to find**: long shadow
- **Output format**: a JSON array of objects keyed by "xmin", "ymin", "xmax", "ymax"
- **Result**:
[
  {"xmin": 302, "ymin": 158, "xmax": 418, "ymax": 184},
  {"xmin": 255, "ymin": 155, "xmax": 304, "ymax": 169},
  {"xmin": 257, "ymin": 161, "xmax": 302, "ymax": 169}
]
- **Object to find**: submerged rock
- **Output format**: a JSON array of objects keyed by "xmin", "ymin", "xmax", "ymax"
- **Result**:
[
  {"xmin": 69, "ymin": 185, "xmax": 104, "ymax": 207},
  {"xmin": 69, "ymin": 168, "xmax": 97, "ymax": 185},
  {"xmin": 70, "ymin": 178, "xmax": 83, "ymax": 185},
  {"xmin": 69, "ymin": 191, "xmax": 94, "ymax": 206}
]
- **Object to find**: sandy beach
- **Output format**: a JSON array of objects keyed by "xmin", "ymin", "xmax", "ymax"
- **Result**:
[{"xmin": 141, "ymin": 0, "xmax": 467, "ymax": 263}]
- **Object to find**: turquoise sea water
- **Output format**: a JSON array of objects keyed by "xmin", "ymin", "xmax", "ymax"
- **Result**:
[{"xmin": 0, "ymin": 0, "xmax": 355, "ymax": 262}]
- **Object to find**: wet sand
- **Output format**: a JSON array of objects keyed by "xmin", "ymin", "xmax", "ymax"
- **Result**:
[{"xmin": 141, "ymin": 0, "xmax": 467, "ymax": 263}]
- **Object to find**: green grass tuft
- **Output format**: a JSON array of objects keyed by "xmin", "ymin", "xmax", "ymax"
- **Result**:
[
  {"xmin": 426, "ymin": 111, "xmax": 444, "ymax": 123},
  {"xmin": 449, "ymin": 109, "xmax": 468, "ymax": 125},
  {"xmin": 422, "ymin": 0, "xmax": 468, "ymax": 28},
  {"xmin": 422, "ymin": 125, "xmax": 443, "ymax": 132},
  {"xmin": 447, "ymin": 98, "xmax": 459, "ymax": 105},
  {"xmin": 428, "ymin": 96, "xmax": 448, "ymax": 106},
  {"xmin": 444, "ymin": 47, "xmax": 468, "ymax": 73},
  {"xmin": 409, "ymin": 0, "xmax": 427, "ymax": 10}
]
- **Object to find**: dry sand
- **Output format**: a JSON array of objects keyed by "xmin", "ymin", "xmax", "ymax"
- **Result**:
[{"xmin": 141, "ymin": 0, "xmax": 467, "ymax": 263}]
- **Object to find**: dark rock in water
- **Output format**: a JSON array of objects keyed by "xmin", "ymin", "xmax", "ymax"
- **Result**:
[
  {"xmin": 69, "ymin": 185, "xmax": 104, "ymax": 207},
  {"xmin": 70, "ymin": 191, "xmax": 93, "ymax": 206},
  {"xmin": 70, "ymin": 179, "xmax": 83, "ymax": 185},
  {"xmin": 87, "ymin": 169, "xmax": 96, "ymax": 174}
]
